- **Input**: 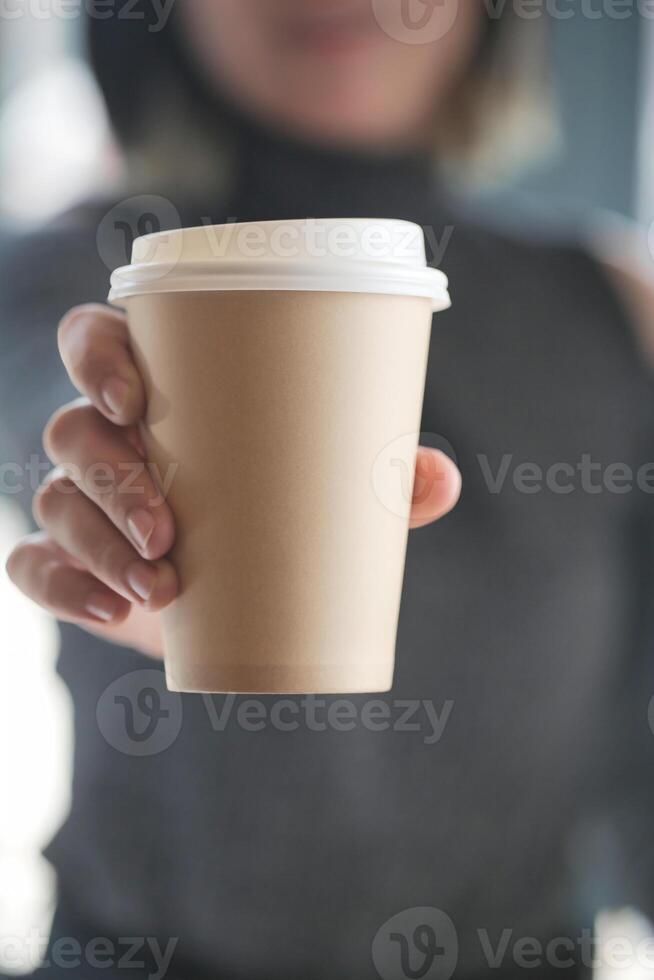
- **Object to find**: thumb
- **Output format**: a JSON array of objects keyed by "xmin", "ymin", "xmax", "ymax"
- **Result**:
[{"xmin": 409, "ymin": 447, "xmax": 461, "ymax": 529}]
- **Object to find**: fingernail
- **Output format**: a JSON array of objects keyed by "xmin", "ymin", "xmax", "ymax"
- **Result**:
[
  {"xmin": 101, "ymin": 376, "xmax": 130, "ymax": 417},
  {"xmin": 126, "ymin": 561, "xmax": 156, "ymax": 602},
  {"xmin": 127, "ymin": 508, "xmax": 155, "ymax": 552},
  {"xmin": 86, "ymin": 592, "xmax": 116, "ymax": 622}
]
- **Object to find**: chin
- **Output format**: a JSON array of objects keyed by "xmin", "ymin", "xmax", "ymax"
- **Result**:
[{"xmin": 272, "ymin": 103, "xmax": 421, "ymax": 153}]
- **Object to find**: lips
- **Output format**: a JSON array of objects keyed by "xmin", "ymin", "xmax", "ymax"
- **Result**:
[{"xmin": 280, "ymin": 3, "xmax": 381, "ymax": 52}]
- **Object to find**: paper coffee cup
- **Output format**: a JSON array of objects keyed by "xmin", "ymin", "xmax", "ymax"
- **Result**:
[{"xmin": 109, "ymin": 219, "xmax": 450, "ymax": 693}]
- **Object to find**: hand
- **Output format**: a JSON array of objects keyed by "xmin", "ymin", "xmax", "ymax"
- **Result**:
[
  {"xmin": 6, "ymin": 304, "xmax": 177, "ymax": 658},
  {"xmin": 6, "ymin": 304, "xmax": 461, "ymax": 659}
]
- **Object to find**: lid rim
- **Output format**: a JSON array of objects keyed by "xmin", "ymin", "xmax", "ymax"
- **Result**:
[
  {"xmin": 109, "ymin": 268, "xmax": 450, "ymax": 313},
  {"xmin": 111, "ymin": 219, "xmax": 451, "ymax": 313}
]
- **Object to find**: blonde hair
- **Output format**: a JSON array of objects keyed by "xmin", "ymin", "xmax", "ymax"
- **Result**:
[{"xmin": 437, "ymin": 14, "xmax": 560, "ymax": 186}]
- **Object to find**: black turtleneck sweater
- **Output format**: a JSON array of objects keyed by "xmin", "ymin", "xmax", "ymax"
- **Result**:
[{"xmin": 1, "ymin": 117, "xmax": 653, "ymax": 980}]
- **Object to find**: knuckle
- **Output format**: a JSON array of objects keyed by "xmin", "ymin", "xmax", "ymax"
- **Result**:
[
  {"xmin": 58, "ymin": 305, "xmax": 127, "ymax": 383},
  {"xmin": 57, "ymin": 304, "xmax": 104, "ymax": 351},
  {"xmin": 57, "ymin": 306, "xmax": 86, "ymax": 349},
  {"xmin": 32, "ymin": 481, "xmax": 54, "ymax": 526},
  {"xmin": 4, "ymin": 542, "xmax": 26, "ymax": 583},
  {"xmin": 43, "ymin": 400, "xmax": 95, "ymax": 459},
  {"xmin": 5, "ymin": 538, "xmax": 42, "ymax": 588},
  {"xmin": 32, "ymin": 474, "xmax": 77, "ymax": 526}
]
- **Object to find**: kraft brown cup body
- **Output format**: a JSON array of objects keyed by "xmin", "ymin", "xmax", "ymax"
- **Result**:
[{"xmin": 125, "ymin": 289, "xmax": 433, "ymax": 693}]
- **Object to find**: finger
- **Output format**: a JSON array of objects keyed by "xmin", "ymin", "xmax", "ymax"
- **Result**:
[
  {"xmin": 409, "ymin": 448, "xmax": 461, "ymax": 529},
  {"xmin": 43, "ymin": 401, "xmax": 175, "ymax": 560},
  {"xmin": 6, "ymin": 532, "xmax": 131, "ymax": 626},
  {"xmin": 33, "ymin": 470, "xmax": 178, "ymax": 611},
  {"xmin": 57, "ymin": 303, "xmax": 145, "ymax": 426}
]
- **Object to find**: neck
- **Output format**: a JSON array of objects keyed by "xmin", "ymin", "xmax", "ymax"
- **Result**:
[{"xmin": 221, "ymin": 103, "xmax": 437, "ymax": 225}]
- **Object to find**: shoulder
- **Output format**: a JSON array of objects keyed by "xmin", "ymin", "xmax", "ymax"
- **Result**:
[
  {"xmin": 587, "ymin": 212, "xmax": 654, "ymax": 372},
  {"xmin": 436, "ymin": 196, "xmax": 602, "ymax": 297},
  {"xmin": 440, "ymin": 195, "xmax": 614, "ymax": 289},
  {"xmin": 439, "ymin": 197, "xmax": 654, "ymax": 375}
]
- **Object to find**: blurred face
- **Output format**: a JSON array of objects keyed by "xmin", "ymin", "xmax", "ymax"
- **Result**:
[{"xmin": 179, "ymin": 0, "xmax": 483, "ymax": 151}]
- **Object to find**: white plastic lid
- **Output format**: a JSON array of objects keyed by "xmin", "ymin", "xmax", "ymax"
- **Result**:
[{"xmin": 108, "ymin": 218, "xmax": 450, "ymax": 312}]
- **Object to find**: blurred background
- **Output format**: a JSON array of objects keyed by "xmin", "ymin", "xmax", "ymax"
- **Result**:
[{"xmin": 0, "ymin": 3, "xmax": 653, "ymax": 976}]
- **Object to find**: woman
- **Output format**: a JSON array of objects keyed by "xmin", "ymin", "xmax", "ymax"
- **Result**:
[{"xmin": 2, "ymin": 2, "xmax": 653, "ymax": 978}]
